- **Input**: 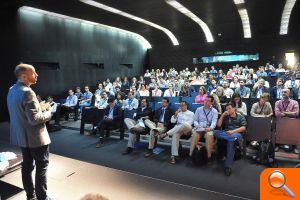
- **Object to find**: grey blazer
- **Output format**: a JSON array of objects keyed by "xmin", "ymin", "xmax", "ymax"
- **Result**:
[{"xmin": 7, "ymin": 81, "xmax": 52, "ymax": 148}]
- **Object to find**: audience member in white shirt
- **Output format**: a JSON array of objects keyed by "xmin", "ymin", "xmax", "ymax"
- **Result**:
[{"xmin": 160, "ymin": 101, "xmax": 194, "ymax": 164}]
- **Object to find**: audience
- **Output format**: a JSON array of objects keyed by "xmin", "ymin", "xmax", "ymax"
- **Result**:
[{"xmin": 54, "ymin": 62, "xmax": 300, "ymax": 175}]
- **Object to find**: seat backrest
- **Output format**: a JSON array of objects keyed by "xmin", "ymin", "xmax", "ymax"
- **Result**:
[
  {"xmin": 276, "ymin": 118, "xmax": 300, "ymax": 145},
  {"xmin": 246, "ymin": 116, "xmax": 273, "ymax": 142}
]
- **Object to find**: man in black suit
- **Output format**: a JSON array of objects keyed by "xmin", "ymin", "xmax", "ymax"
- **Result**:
[
  {"xmin": 269, "ymin": 78, "xmax": 284, "ymax": 100},
  {"xmin": 144, "ymin": 98, "xmax": 174, "ymax": 157},
  {"xmin": 122, "ymin": 98, "xmax": 153, "ymax": 155},
  {"xmin": 95, "ymin": 97, "xmax": 122, "ymax": 148}
]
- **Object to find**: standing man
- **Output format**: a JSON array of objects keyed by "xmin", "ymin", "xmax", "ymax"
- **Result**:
[{"xmin": 7, "ymin": 64, "xmax": 52, "ymax": 200}]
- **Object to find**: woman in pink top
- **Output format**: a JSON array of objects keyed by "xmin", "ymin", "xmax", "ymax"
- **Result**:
[{"xmin": 195, "ymin": 86, "xmax": 207, "ymax": 104}]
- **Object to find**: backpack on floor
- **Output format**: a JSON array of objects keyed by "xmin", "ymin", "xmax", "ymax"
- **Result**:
[
  {"xmin": 191, "ymin": 145, "xmax": 208, "ymax": 166},
  {"xmin": 253, "ymin": 139, "xmax": 277, "ymax": 167}
]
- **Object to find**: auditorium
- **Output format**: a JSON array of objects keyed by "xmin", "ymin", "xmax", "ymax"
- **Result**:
[{"xmin": 0, "ymin": 0, "xmax": 300, "ymax": 200}]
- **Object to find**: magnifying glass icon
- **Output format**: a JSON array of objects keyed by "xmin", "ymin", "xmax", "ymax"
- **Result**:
[{"xmin": 268, "ymin": 170, "xmax": 296, "ymax": 198}]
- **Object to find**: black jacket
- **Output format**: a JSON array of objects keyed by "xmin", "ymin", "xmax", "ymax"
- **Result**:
[
  {"xmin": 134, "ymin": 106, "xmax": 153, "ymax": 120},
  {"xmin": 104, "ymin": 105, "xmax": 122, "ymax": 122},
  {"xmin": 153, "ymin": 106, "xmax": 174, "ymax": 128}
]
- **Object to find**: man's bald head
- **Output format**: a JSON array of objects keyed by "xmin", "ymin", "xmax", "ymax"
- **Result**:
[
  {"xmin": 14, "ymin": 64, "xmax": 38, "ymax": 86},
  {"xmin": 14, "ymin": 64, "xmax": 34, "ymax": 78}
]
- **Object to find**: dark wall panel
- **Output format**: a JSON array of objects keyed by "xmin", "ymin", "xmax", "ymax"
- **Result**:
[
  {"xmin": 17, "ymin": 8, "xmax": 147, "ymax": 97},
  {"xmin": 0, "ymin": 6, "xmax": 147, "ymax": 122},
  {"xmin": 149, "ymin": 38, "xmax": 300, "ymax": 71}
]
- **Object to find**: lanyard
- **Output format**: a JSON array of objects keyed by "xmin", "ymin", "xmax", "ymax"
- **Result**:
[
  {"xmin": 203, "ymin": 108, "xmax": 212, "ymax": 123},
  {"xmin": 282, "ymin": 101, "xmax": 290, "ymax": 112},
  {"xmin": 258, "ymin": 103, "xmax": 265, "ymax": 114}
]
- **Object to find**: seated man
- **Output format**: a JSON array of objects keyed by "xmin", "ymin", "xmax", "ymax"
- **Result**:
[
  {"xmin": 269, "ymin": 78, "xmax": 284, "ymax": 100},
  {"xmin": 122, "ymin": 91, "xmax": 139, "ymax": 110},
  {"xmin": 61, "ymin": 89, "xmax": 78, "ymax": 120},
  {"xmin": 189, "ymin": 95, "xmax": 218, "ymax": 164},
  {"xmin": 274, "ymin": 88, "xmax": 299, "ymax": 118},
  {"xmin": 95, "ymin": 98, "xmax": 123, "ymax": 148},
  {"xmin": 144, "ymin": 98, "xmax": 174, "ymax": 157},
  {"xmin": 235, "ymin": 79, "xmax": 250, "ymax": 98},
  {"xmin": 214, "ymin": 103, "xmax": 247, "ymax": 176},
  {"xmin": 252, "ymin": 78, "xmax": 269, "ymax": 98},
  {"xmin": 75, "ymin": 86, "xmax": 83, "ymax": 101},
  {"xmin": 95, "ymin": 91, "xmax": 108, "ymax": 109},
  {"xmin": 274, "ymin": 88, "xmax": 300, "ymax": 153},
  {"xmin": 160, "ymin": 101, "xmax": 194, "ymax": 164},
  {"xmin": 122, "ymin": 98, "xmax": 153, "ymax": 155},
  {"xmin": 79, "ymin": 86, "xmax": 93, "ymax": 113},
  {"xmin": 45, "ymin": 96, "xmax": 60, "ymax": 126}
]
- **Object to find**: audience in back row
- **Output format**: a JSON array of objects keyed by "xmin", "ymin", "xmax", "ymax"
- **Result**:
[{"xmin": 55, "ymin": 62, "xmax": 300, "ymax": 176}]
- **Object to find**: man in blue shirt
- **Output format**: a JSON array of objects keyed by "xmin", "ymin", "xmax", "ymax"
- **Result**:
[
  {"xmin": 75, "ymin": 86, "xmax": 83, "ymax": 100},
  {"xmin": 235, "ymin": 79, "xmax": 251, "ymax": 98},
  {"xmin": 61, "ymin": 89, "xmax": 78, "ymax": 121},
  {"xmin": 190, "ymin": 95, "xmax": 218, "ymax": 163},
  {"xmin": 79, "ymin": 86, "xmax": 93, "ymax": 113},
  {"xmin": 122, "ymin": 92, "xmax": 139, "ymax": 110}
]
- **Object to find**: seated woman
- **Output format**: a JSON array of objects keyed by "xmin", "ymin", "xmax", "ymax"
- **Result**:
[
  {"xmin": 138, "ymin": 84, "xmax": 150, "ymax": 97},
  {"xmin": 231, "ymin": 93, "xmax": 247, "ymax": 116},
  {"xmin": 179, "ymin": 85, "xmax": 190, "ymax": 97},
  {"xmin": 151, "ymin": 84, "xmax": 163, "ymax": 97},
  {"xmin": 250, "ymin": 93, "xmax": 273, "ymax": 117},
  {"xmin": 214, "ymin": 86, "xmax": 228, "ymax": 104},
  {"xmin": 211, "ymin": 93, "xmax": 222, "ymax": 115},
  {"xmin": 115, "ymin": 93, "xmax": 125, "ymax": 107},
  {"xmin": 194, "ymin": 86, "xmax": 207, "ymax": 104}
]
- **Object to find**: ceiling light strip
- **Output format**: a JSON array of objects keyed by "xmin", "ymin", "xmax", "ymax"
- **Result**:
[
  {"xmin": 79, "ymin": 0, "xmax": 179, "ymax": 45},
  {"xmin": 280, "ymin": 0, "xmax": 297, "ymax": 35},
  {"xmin": 233, "ymin": 1, "xmax": 251, "ymax": 38},
  {"xmin": 165, "ymin": 0, "xmax": 214, "ymax": 43},
  {"xmin": 18, "ymin": 6, "xmax": 152, "ymax": 49}
]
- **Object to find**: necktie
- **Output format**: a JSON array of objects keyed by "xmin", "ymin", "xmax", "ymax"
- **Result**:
[{"xmin": 160, "ymin": 108, "xmax": 165, "ymax": 122}]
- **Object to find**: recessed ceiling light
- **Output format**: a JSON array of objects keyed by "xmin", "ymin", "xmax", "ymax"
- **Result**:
[
  {"xmin": 18, "ymin": 6, "xmax": 152, "ymax": 49},
  {"xmin": 233, "ymin": 0, "xmax": 252, "ymax": 38},
  {"xmin": 165, "ymin": 0, "xmax": 214, "ymax": 43},
  {"xmin": 79, "ymin": 0, "xmax": 179, "ymax": 46},
  {"xmin": 280, "ymin": 0, "xmax": 297, "ymax": 35}
]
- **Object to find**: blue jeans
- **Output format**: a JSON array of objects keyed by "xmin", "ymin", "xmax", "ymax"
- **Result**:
[
  {"xmin": 214, "ymin": 130, "xmax": 242, "ymax": 168},
  {"xmin": 80, "ymin": 102, "xmax": 91, "ymax": 113}
]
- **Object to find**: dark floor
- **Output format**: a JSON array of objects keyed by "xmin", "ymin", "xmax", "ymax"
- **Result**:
[
  {"xmin": 49, "ymin": 128, "xmax": 262, "ymax": 200},
  {"xmin": 0, "ymin": 121, "xmax": 297, "ymax": 200}
]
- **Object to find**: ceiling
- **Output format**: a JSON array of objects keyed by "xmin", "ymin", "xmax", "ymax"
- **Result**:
[{"xmin": 3, "ymin": 0, "xmax": 300, "ymax": 48}]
